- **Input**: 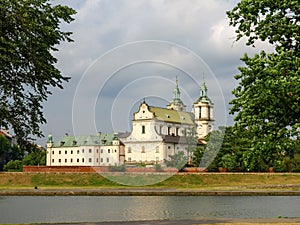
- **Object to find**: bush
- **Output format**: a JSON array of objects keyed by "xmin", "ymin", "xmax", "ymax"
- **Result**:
[
  {"xmin": 154, "ymin": 163, "xmax": 162, "ymax": 171},
  {"xmin": 3, "ymin": 160, "xmax": 23, "ymax": 172},
  {"xmin": 108, "ymin": 164, "xmax": 126, "ymax": 172},
  {"xmin": 220, "ymin": 154, "xmax": 237, "ymax": 172}
]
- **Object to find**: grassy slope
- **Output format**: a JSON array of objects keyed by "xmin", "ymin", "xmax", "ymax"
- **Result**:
[{"xmin": 0, "ymin": 172, "xmax": 300, "ymax": 190}]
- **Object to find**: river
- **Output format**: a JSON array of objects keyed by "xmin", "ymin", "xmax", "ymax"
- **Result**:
[{"xmin": 0, "ymin": 196, "xmax": 299, "ymax": 223}]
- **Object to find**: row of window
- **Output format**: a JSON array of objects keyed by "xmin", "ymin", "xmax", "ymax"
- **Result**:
[
  {"xmin": 127, "ymin": 157, "xmax": 160, "ymax": 162},
  {"xmin": 52, "ymin": 157, "xmax": 111, "ymax": 164},
  {"xmin": 126, "ymin": 146, "xmax": 179, "ymax": 153},
  {"xmin": 141, "ymin": 125, "xmax": 184, "ymax": 136},
  {"xmin": 51, "ymin": 149, "xmax": 118, "ymax": 155}
]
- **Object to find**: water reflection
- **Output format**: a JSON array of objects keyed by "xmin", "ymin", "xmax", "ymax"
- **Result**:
[{"xmin": 0, "ymin": 196, "xmax": 299, "ymax": 224}]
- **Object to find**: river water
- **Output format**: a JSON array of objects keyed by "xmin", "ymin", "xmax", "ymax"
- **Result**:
[{"xmin": 0, "ymin": 196, "xmax": 299, "ymax": 223}]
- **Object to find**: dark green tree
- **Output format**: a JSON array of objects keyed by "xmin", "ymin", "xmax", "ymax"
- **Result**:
[
  {"xmin": 227, "ymin": 0, "xmax": 300, "ymax": 166},
  {"xmin": 0, "ymin": 135, "xmax": 11, "ymax": 169},
  {"xmin": 192, "ymin": 146, "xmax": 205, "ymax": 167},
  {"xmin": 165, "ymin": 151, "xmax": 188, "ymax": 170},
  {"xmin": 182, "ymin": 128, "xmax": 198, "ymax": 165},
  {"xmin": 0, "ymin": 0, "xmax": 76, "ymax": 145}
]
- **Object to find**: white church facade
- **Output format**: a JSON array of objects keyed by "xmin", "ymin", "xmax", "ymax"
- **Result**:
[{"xmin": 46, "ymin": 79, "xmax": 214, "ymax": 167}]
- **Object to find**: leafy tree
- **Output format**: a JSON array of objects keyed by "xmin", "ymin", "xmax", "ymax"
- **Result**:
[
  {"xmin": 0, "ymin": 0, "xmax": 76, "ymax": 145},
  {"xmin": 22, "ymin": 146, "xmax": 46, "ymax": 166},
  {"xmin": 0, "ymin": 135, "xmax": 11, "ymax": 169},
  {"xmin": 220, "ymin": 154, "xmax": 237, "ymax": 172},
  {"xmin": 166, "ymin": 151, "xmax": 188, "ymax": 170},
  {"xmin": 192, "ymin": 146, "xmax": 205, "ymax": 167},
  {"xmin": 227, "ymin": 0, "xmax": 300, "ymax": 166},
  {"xmin": 3, "ymin": 160, "xmax": 22, "ymax": 172},
  {"xmin": 182, "ymin": 128, "xmax": 198, "ymax": 164}
]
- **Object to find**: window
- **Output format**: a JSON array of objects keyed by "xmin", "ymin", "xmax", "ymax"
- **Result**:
[
  {"xmin": 52, "ymin": 159, "xmax": 54, "ymax": 163},
  {"xmin": 199, "ymin": 106, "xmax": 202, "ymax": 118},
  {"xmin": 155, "ymin": 146, "xmax": 159, "ymax": 153},
  {"xmin": 52, "ymin": 151, "xmax": 54, "ymax": 154},
  {"xmin": 82, "ymin": 149, "xmax": 84, "ymax": 153},
  {"xmin": 89, "ymin": 149, "xmax": 92, "ymax": 153},
  {"xmin": 168, "ymin": 127, "xmax": 171, "ymax": 135},
  {"xmin": 59, "ymin": 151, "xmax": 61, "ymax": 154},
  {"xmin": 115, "ymin": 149, "xmax": 117, "ymax": 153},
  {"xmin": 77, "ymin": 150, "xmax": 80, "ymax": 154},
  {"xmin": 128, "ymin": 147, "xmax": 131, "ymax": 153},
  {"xmin": 108, "ymin": 149, "xmax": 110, "ymax": 153},
  {"xmin": 101, "ymin": 149, "xmax": 103, "ymax": 153},
  {"xmin": 176, "ymin": 127, "xmax": 179, "ymax": 136},
  {"xmin": 96, "ymin": 158, "xmax": 99, "ymax": 163},
  {"xmin": 58, "ymin": 159, "xmax": 61, "ymax": 163},
  {"xmin": 142, "ymin": 125, "xmax": 145, "ymax": 134},
  {"xmin": 77, "ymin": 159, "xmax": 79, "ymax": 163},
  {"xmin": 107, "ymin": 158, "xmax": 109, "ymax": 163},
  {"xmin": 82, "ymin": 158, "xmax": 84, "ymax": 163},
  {"xmin": 89, "ymin": 158, "xmax": 92, "ymax": 163},
  {"xmin": 96, "ymin": 149, "xmax": 99, "ymax": 153},
  {"xmin": 128, "ymin": 157, "xmax": 131, "ymax": 162},
  {"xmin": 71, "ymin": 159, "xmax": 73, "ymax": 163},
  {"xmin": 71, "ymin": 150, "xmax": 73, "ymax": 154},
  {"xmin": 168, "ymin": 146, "xmax": 171, "ymax": 149},
  {"xmin": 65, "ymin": 150, "xmax": 67, "ymax": 154},
  {"xmin": 100, "ymin": 158, "xmax": 103, "ymax": 163},
  {"xmin": 65, "ymin": 159, "xmax": 67, "ymax": 163}
]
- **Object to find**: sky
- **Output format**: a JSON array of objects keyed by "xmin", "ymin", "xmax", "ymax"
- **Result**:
[{"xmin": 38, "ymin": 0, "xmax": 273, "ymax": 146}]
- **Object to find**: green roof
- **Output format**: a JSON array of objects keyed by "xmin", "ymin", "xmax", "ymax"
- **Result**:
[
  {"xmin": 149, "ymin": 106, "xmax": 195, "ymax": 125},
  {"xmin": 53, "ymin": 133, "xmax": 117, "ymax": 148}
]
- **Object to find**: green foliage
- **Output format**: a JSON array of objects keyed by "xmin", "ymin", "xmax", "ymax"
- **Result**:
[
  {"xmin": 0, "ymin": 135, "xmax": 24, "ymax": 169},
  {"xmin": 22, "ymin": 149, "xmax": 46, "ymax": 166},
  {"xmin": 183, "ymin": 128, "xmax": 198, "ymax": 164},
  {"xmin": 220, "ymin": 154, "xmax": 237, "ymax": 172},
  {"xmin": 192, "ymin": 146, "xmax": 205, "ymax": 167},
  {"xmin": 199, "ymin": 126, "xmax": 300, "ymax": 172},
  {"xmin": 165, "ymin": 151, "xmax": 188, "ymax": 170},
  {"xmin": 154, "ymin": 163, "xmax": 162, "ymax": 171},
  {"xmin": 0, "ymin": 0, "xmax": 76, "ymax": 144},
  {"xmin": 227, "ymin": 0, "xmax": 300, "ymax": 167},
  {"xmin": 108, "ymin": 164, "xmax": 126, "ymax": 172},
  {"xmin": 3, "ymin": 160, "xmax": 22, "ymax": 172},
  {"xmin": 227, "ymin": 0, "xmax": 299, "ymax": 52}
]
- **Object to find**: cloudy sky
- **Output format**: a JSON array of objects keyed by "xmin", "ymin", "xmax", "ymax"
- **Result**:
[{"xmin": 38, "ymin": 0, "xmax": 272, "ymax": 145}]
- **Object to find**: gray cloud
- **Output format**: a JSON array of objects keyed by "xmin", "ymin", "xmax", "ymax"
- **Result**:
[{"xmin": 40, "ymin": 0, "xmax": 271, "ymax": 145}]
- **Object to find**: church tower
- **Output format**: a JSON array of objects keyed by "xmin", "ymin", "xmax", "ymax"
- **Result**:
[
  {"xmin": 193, "ymin": 78, "xmax": 214, "ymax": 140},
  {"xmin": 46, "ymin": 134, "xmax": 54, "ymax": 166},
  {"xmin": 167, "ymin": 78, "xmax": 186, "ymax": 111}
]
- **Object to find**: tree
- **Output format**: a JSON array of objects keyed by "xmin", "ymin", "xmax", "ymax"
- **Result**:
[
  {"xmin": 165, "ymin": 151, "xmax": 188, "ymax": 170},
  {"xmin": 0, "ymin": 0, "xmax": 76, "ymax": 145},
  {"xmin": 182, "ymin": 128, "xmax": 198, "ymax": 164},
  {"xmin": 227, "ymin": 0, "xmax": 300, "ymax": 165},
  {"xmin": 0, "ymin": 135, "xmax": 11, "ymax": 169}
]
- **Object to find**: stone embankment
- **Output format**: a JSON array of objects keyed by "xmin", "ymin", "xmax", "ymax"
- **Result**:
[{"xmin": 1, "ymin": 188, "xmax": 300, "ymax": 196}]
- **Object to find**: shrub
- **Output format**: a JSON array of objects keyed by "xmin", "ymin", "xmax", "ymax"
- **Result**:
[
  {"xmin": 154, "ymin": 163, "xmax": 162, "ymax": 171},
  {"xmin": 3, "ymin": 160, "xmax": 23, "ymax": 172},
  {"xmin": 108, "ymin": 164, "xmax": 126, "ymax": 172}
]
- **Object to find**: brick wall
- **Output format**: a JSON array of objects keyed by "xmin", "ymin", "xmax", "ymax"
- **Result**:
[{"xmin": 22, "ymin": 166, "xmax": 179, "ymax": 173}]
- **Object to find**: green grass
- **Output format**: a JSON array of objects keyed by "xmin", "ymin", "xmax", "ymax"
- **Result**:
[{"xmin": 0, "ymin": 172, "xmax": 300, "ymax": 190}]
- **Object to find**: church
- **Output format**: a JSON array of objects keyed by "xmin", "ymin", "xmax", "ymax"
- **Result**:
[
  {"xmin": 46, "ymin": 78, "xmax": 214, "ymax": 167},
  {"xmin": 119, "ymin": 78, "xmax": 214, "ymax": 165}
]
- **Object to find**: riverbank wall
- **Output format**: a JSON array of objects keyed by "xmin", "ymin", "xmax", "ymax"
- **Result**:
[{"xmin": 22, "ymin": 165, "xmax": 201, "ymax": 173}]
